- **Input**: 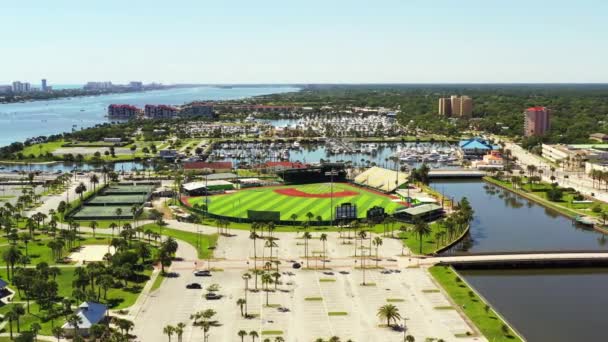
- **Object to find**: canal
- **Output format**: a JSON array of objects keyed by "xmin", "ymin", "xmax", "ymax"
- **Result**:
[
  {"xmin": 434, "ymin": 180, "xmax": 608, "ymax": 341},
  {"xmin": 432, "ymin": 180, "xmax": 608, "ymax": 253}
]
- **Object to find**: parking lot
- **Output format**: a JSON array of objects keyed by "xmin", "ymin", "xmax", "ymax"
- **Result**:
[{"xmin": 131, "ymin": 226, "xmax": 485, "ymax": 342}]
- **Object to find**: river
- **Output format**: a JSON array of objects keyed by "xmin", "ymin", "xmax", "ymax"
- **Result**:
[
  {"xmin": 0, "ymin": 86, "xmax": 299, "ymax": 147},
  {"xmin": 432, "ymin": 180, "xmax": 608, "ymax": 253},
  {"xmin": 433, "ymin": 179, "xmax": 608, "ymax": 341}
]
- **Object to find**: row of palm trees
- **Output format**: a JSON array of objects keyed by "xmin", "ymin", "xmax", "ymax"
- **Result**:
[{"xmin": 163, "ymin": 322, "xmax": 186, "ymax": 342}]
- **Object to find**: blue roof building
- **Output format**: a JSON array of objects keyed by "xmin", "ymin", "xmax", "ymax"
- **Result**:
[
  {"xmin": 458, "ymin": 137, "xmax": 498, "ymax": 159},
  {"xmin": 62, "ymin": 302, "xmax": 108, "ymax": 336}
]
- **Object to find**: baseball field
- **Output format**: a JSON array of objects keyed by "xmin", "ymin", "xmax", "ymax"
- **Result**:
[{"xmin": 186, "ymin": 182, "xmax": 404, "ymax": 221}]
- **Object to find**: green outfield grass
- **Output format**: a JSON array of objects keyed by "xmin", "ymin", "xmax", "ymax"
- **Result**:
[{"xmin": 188, "ymin": 183, "xmax": 404, "ymax": 221}]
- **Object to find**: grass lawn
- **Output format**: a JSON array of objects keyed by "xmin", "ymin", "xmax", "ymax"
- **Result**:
[
  {"xmin": 429, "ymin": 266, "xmax": 523, "ymax": 342},
  {"xmin": 20, "ymin": 140, "xmax": 65, "ymax": 158},
  {"xmin": 0, "ymin": 265, "xmax": 151, "ymax": 336},
  {"xmin": 485, "ymin": 176, "xmax": 608, "ymax": 218},
  {"xmin": 141, "ymin": 223, "xmax": 218, "ymax": 259},
  {"xmin": 187, "ymin": 182, "xmax": 404, "ymax": 221},
  {"xmin": 0, "ymin": 235, "xmax": 112, "ymax": 266},
  {"xmin": 398, "ymin": 221, "xmax": 451, "ymax": 255}
]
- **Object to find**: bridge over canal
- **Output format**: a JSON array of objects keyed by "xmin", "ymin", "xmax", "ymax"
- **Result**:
[{"xmin": 420, "ymin": 251, "xmax": 608, "ymax": 269}]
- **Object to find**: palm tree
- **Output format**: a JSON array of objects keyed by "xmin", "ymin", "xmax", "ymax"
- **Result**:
[
  {"xmin": 320, "ymin": 233, "xmax": 328, "ymax": 269},
  {"xmin": 163, "ymin": 325, "xmax": 175, "ymax": 342},
  {"xmin": 290, "ymin": 213, "xmax": 298, "ymax": 225},
  {"xmin": 242, "ymin": 272, "xmax": 251, "ymax": 316},
  {"xmin": 373, "ymin": 236, "xmax": 383, "ymax": 268},
  {"xmin": 412, "ymin": 219, "xmax": 432, "ymax": 254},
  {"xmin": 249, "ymin": 330, "xmax": 259, "ymax": 342},
  {"xmin": 302, "ymin": 232, "xmax": 312, "ymax": 268},
  {"xmin": 175, "ymin": 323, "xmax": 186, "ymax": 342},
  {"xmin": 238, "ymin": 330, "xmax": 248, "ymax": 342},
  {"xmin": 115, "ymin": 208, "xmax": 123, "ymax": 228},
  {"xmin": 11, "ymin": 305, "xmax": 25, "ymax": 332},
  {"xmin": 109, "ymin": 222, "xmax": 117, "ymax": 237},
  {"xmin": 377, "ymin": 304, "xmax": 402, "ymax": 327},
  {"xmin": 5, "ymin": 311, "xmax": 16, "ymax": 339},
  {"xmin": 306, "ymin": 212, "xmax": 314, "ymax": 225},
  {"xmin": 237, "ymin": 298, "xmax": 247, "ymax": 317},
  {"xmin": 262, "ymin": 273, "xmax": 273, "ymax": 305},
  {"xmin": 90, "ymin": 220, "xmax": 98, "ymax": 237},
  {"xmin": 90, "ymin": 174, "xmax": 99, "ymax": 192},
  {"xmin": 406, "ymin": 335, "xmax": 415, "ymax": 342}
]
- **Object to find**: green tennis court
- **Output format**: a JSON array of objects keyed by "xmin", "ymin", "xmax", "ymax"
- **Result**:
[
  {"xmin": 71, "ymin": 205, "xmax": 135, "ymax": 219},
  {"xmin": 88, "ymin": 194, "xmax": 148, "ymax": 205}
]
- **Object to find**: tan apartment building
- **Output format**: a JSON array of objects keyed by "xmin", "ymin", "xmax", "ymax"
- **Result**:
[
  {"xmin": 524, "ymin": 106, "xmax": 550, "ymax": 136},
  {"xmin": 438, "ymin": 95, "xmax": 472, "ymax": 117}
]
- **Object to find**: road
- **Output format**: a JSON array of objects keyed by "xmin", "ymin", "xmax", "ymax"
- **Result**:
[{"xmin": 506, "ymin": 142, "xmax": 608, "ymax": 202}]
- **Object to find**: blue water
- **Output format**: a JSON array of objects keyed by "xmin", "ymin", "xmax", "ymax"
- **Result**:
[{"xmin": 0, "ymin": 86, "xmax": 299, "ymax": 147}]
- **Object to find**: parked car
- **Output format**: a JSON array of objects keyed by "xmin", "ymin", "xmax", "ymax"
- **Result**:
[
  {"xmin": 195, "ymin": 270, "xmax": 212, "ymax": 277},
  {"xmin": 205, "ymin": 293, "xmax": 222, "ymax": 300},
  {"xmin": 186, "ymin": 283, "xmax": 202, "ymax": 289},
  {"xmin": 292, "ymin": 262, "xmax": 301, "ymax": 269}
]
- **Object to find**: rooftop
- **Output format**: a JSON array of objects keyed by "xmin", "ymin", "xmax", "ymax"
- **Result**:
[
  {"xmin": 395, "ymin": 203, "xmax": 442, "ymax": 216},
  {"xmin": 62, "ymin": 302, "xmax": 107, "ymax": 329}
]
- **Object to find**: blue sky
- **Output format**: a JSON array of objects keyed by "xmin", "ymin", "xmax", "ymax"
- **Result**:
[{"xmin": 3, "ymin": 0, "xmax": 607, "ymax": 84}]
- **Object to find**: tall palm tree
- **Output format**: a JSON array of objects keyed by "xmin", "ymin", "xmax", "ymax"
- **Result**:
[
  {"xmin": 175, "ymin": 322, "xmax": 186, "ymax": 342},
  {"xmin": 412, "ymin": 219, "xmax": 432, "ymax": 254},
  {"xmin": 163, "ymin": 325, "xmax": 175, "ymax": 342},
  {"xmin": 90, "ymin": 221, "xmax": 98, "ymax": 237},
  {"xmin": 377, "ymin": 304, "xmax": 402, "ymax": 327},
  {"xmin": 242, "ymin": 272, "xmax": 251, "ymax": 316},
  {"xmin": 372, "ymin": 236, "xmax": 383, "ymax": 268},
  {"xmin": 261, "ymin": 273, "xmax": 273, "ymax": 306},
  {"xmin": 302, "ymin": 232, "xmax": 312, "ymax": 268},
  {"xmin": 320, "ymin": 233, "xmax": 328, "ymax": 269},
  {"xmin": 238, "ymin": 330, "xmax": 248, "ymax": 342},
  {"xmin": 90, "ymin": 174, "xmax": 99, "ymax": 192},
  {"xmin": 249, "ymin": 330, "xmax": 259, "ymax": 342},
  {"xmin": 236, "ymin": 298, "xmax": 247, "ymax": 317}
]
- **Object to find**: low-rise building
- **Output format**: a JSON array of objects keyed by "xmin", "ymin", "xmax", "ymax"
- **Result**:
[
  {"xmin": 103, "ymin": 138, "xmax": 122, "ymax": 143},
  {"xmin": 182, "ymin": 180, "xmax": 234, "ymax": 196},
  {"xmin": 590, "ymin": 133, "xmax": 608, "ymax": 142},
  {"xmin": 62, "ymin": 302, "xmax": 108, "ymax": 337},
  {"xmin": 159, "ymin": 149, "xmax": 179, "ymax": 161},
  {"xmin": 108, "ymin": 104, "xmax": 139, "ymax": 120},
  {"xmin": 458, "ymin": 137, "xmax": 497, "ymax": 160},
  {"xmin": 183, "ymin": 161, "xmax": 233, "ymax": 172},
  {"xmin": 180, "ymin": 102, "xmax": 216, "ymax": 118},
  {"xmin": 144, "ymin": 104, "xmax": 178, "ymax": 119},
  {"xmin": 473, "ymin": 150, "xmax": 504, "ymax": 170}
]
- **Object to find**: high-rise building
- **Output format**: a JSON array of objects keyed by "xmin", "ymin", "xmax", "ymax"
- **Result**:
[
  {"xmin": 450, "ymin": 95, "xmax": 461, "ymax": 116},
  {"xmin": 459, "ymin": 96, "xmax": 473, "ymax": 117},
  {"xmin": 11, "ymin": 81, "xmax": 31, "ymax": 93},
  {"xmin": 438, "ymin": 95, "xmax": 473, "ymax": 117},
  {"xmin": 41, "ymin": 79, "xmax": 48, "ymax": 92},
  {"xmin": 438, "ymin": 98, "xmax": 452, "ymax": 116},
  {"xmin": 524, "ymin": 106, "xmax": 550, "ymax": 137}
]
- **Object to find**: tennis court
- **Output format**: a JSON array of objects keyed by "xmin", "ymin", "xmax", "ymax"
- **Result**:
[
  {"xmin": 88, "ymin": 194, "xmax": 148, "ymax": 205},
  {"xmin": 71, "ymin": 205, "xmax": 135, "ymax": 219}
]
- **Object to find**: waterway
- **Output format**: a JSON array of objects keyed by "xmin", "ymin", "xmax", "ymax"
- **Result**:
[
  {"xmin": 432, "ymin": 180, "xmax": 608, "ymax": 253},
  {"xmin": 460, "ymin": 268, "xmax": 608, "ymax": 342},
  {"xmin": 434, "ymin": 179, "xmax": 608, "ymax": 341},
  {"xmin": 0, "ymin": 86, "xmax": 299, "ymax": 147}
]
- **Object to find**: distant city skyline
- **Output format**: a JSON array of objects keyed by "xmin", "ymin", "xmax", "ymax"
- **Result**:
[{"xmin": 4, "ymin": 0, "xmax": 608, "ymax": 84}]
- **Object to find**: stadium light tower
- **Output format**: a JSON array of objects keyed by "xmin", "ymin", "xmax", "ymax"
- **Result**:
[{"xmin": 325, "ymin": 167, "xmax": 339, "ymax": 228}]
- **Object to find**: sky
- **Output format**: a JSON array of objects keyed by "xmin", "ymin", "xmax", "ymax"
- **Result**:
[{"xmin": 3, "ymin": 0, "xmax": 608, "ymax": 84}]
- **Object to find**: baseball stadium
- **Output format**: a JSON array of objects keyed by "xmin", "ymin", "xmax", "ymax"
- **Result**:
[{"xmin": 186, "ymin": 182, "xmax": 406, "ymax": 221}]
